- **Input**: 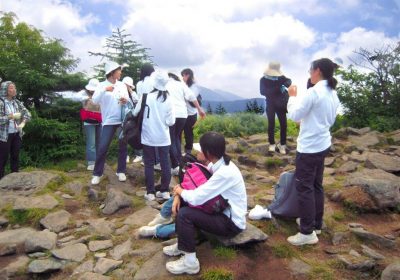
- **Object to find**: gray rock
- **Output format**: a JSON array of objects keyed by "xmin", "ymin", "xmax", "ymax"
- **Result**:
[
  {"xmin": 51, "ymin": 243, "xmax": 88, "ymax": 262},
  {"xmin": 123, "ymin": 207, "xmax": 159, "ymax": 227},
  {"xmin": 102, "ymin": 189, "xmax": 132, "ymax": 215},
  {"xmin": 332, "ymin": 232, "xmax": 349, "ymax": 246},
  {"xmin": 365, "ymin": 152, "xmax": 400, "ymax": 173},
  {"xmin": 25, "ymin": 229, "xmax": 57, "ymax": 253},
  {"xmin": 349, "ymin": 132, "xmax": 380, "ymax": 148},
  {"xmin": 28, "ymin": 258, "xmax": 63, "ymax": 273},
  {"xmin": 73, "ymin": 259, "xmax": 94, "ymax": 275},
  {"xmin": 345, "ymin": 169, "xmax": 400, "ymax": 209},
  {"xmin": 288, "ymin": 258, "xmax": 311, "ymax": 276},
  {"xmin": 95, "ymin": 252, "xmax": 107, "ymax": 259},
  {"xmin": 0, "ymin": 171, "xmax": 59, "ymax": 195},
  {"xmin": 0, "ymin": 255, "xmax": 30, "ymax": 277},
  {"xmin": 324, "ymin": 157, "xmax": 335, "ymax": 166},
  {"xmin": 115, "ymin": 225, "xmax": 130, "ymax": 235},
  {"xmin": 28, "ymin": 252, "xmax": 47, "ymax": 258},
  {"xmin": 62, "ymin": 194, "xmax": 73, "ymax": 199},
  {"xmin": 337, "ymin": 254, "xmax": 376, "ymax": 271},
  {"xmin": 0, "ymin": 244, "xmax": 17, "ymax": 256},
  {"xmin": 211, "ymin": 223, "xmax": 268, "ymax": 246},
  {"xmin": 77, "ymin": 272, "xmax": 111, "ymax": 280},
  {"xmin": 13, "ymin": 194, "xmax": 59, "ymax": 210},
  {"xmin": 361, "ymin": 245, "xmax": 385, "ymax": 260},
  {"xmin": 348, "ymin": 223, "xmax": 363, "ymax": 228},
  {"xmin": 88, "ymin": 188, "xmax": 99, "ymax": 201},
  {"xmin": 130, "ymin": 242, "xmax": 162, "ymax": 258},
  {"xmin": 88, "ymin": 240, "xmax": 113, "ymax": 252},
  {"xmin": 350, "ymin": 228, "xmax": 396, "ymax": 249},
  {"xmin": 65, "ymin": 181, "xmax": 83, "ymax": 196},
  {"xmin": 381, "ymin": 262, "xmax": 400, "ymax": 280},
  {"xmin": 349, "ymin": 151, "xmax": 368, "ymax": 162},
  {"xmin": 40, "ymin": 210, "xmax": 71, "ymax": 233},
  {"xmin": 248, "ymin": 144, "xmax": 268, "ymax": 155},
  {"xmin": 0, "ymin": 216, "xmax": 8, "ymax": 227},
  {"xmin": 237, "ymin": 155, "xmax": 257, "ymax": 166},
  {"xmin": 336, "ymin": 161, "xmax": 359, "ymax": 173},
  {"xmin": 110, "ymin": 239, "xmax": 132, "ymax": 260},
  {"xmin": 0, "ymin": 228, "xmax": 36, "ymax": 246},
  {"xmin": 93, "ymin": 258, "xmax": 123, "ymax": 275},
  {"xmin": 88, "ymin": 218, "xmax": 116, "ymax": 237},
  {"xmin": 133, "ymin": 251, "xmax": 170, "ymax": 280}
]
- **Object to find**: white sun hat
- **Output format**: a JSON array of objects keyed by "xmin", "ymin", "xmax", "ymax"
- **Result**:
[
  {"xmin": 264, "ymin": 61, "xmax": 283, "ymax": 77},
  {"xmin": 193, "ymin": 143, "xmax": 202, "ymax": 153},
  {"xmin": 105, "ymin": 61, "xmax": 121, "ymax": 76},
  {"xmin": 122, "ymin": 77, "xmax": 135, "ymax": 89},
  {"xmin": 151, "ymin": 70, "xmax": 169, "ymax": 91},
  {"xmin": 85, "ymin": 78, "xmax": 99, "ymax": 91}
]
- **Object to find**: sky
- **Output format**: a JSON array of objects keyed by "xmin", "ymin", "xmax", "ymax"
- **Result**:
[{"xmin": 1, "ymin": 0, "xmax": 399, "ymax": 98}]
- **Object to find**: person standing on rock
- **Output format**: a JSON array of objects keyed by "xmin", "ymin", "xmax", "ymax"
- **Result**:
[
  {"xmin": 0, "ymin": 81, "xmax": 31, "ymax": 179},
  {"xmin": 260, "ymin": 62, "xmax": 292, "ymax": 154},
  {"xmin": 164, "ymin": 131, "xmax": 247, "ymax": 275},
  {"xmin": 90, "ymin": 61, "xmax": 129, "ymax": 185},
  {"xmin": 286, "ymin": 58, "xmax": 340, "ymax": 246}
]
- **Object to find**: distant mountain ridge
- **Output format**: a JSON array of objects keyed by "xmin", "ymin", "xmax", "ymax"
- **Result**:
[{"xmin": 198, "ymin": 86, "xmax": 244, "ymax": 102}]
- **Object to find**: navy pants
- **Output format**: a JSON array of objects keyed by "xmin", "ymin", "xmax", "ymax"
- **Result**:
[
  {"xmin": 0, "ymin": 133, "xmax": 21, "ymax": 179},
  {"xmin": 182, "ymin": 114, "xmax": 197, "ymax": 154},
  {"xmin": 143, "ymin": 145, "xmax": 171, "ymax": 194},
  {"xmin": 295, "ymin": 148, "xmax": 330, "ymax": 234},
  {"xmin": 169, "ymin": 118, "xmax": 187, "ymax": 168},
  {"xmin": 266, "ymin": 103, "xmax": 287, "ymax": 145}
]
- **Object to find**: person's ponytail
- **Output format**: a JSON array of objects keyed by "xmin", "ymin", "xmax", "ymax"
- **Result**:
[
  {"xmin": 223, "ymin": 154, "xmax": 231, "ymax": 165},
  {"xmin": 327, "ymin": 77, "xmax": 338, "ymax": 90}
]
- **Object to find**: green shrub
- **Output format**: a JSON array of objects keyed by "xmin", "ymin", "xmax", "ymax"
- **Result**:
[
  {"xmin": 264, "ymin": 158, "xmax": 284, "ymax": 169},
  {"xmin": 6, "ymin": 207, "xmax": 49, "ymax": 227},
  {"xmin": 201, "ymin": 267, "xmax": 234, "ymax": 280}
]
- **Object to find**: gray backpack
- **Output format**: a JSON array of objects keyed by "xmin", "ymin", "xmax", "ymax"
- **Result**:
[{"xmin": 268, "ymin": 171, "xmax": 299, "ymax": 218}]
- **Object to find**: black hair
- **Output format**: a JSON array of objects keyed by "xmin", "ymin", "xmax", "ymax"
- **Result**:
[
  {"xmin": 106, "ymin": 67, "xmax": 121, "ymax": 79},
  {"xmin": 306, "ymin": 78, "xmax": 314, "ymax": 89},
  {"xmin": 199, "ymin": 131, "xmax": 231, "ymax": 165},
  {"xmin": 151, "ymin": 88, "xmax": 168, "ymax": 103},
  {"xmin": 181, "ymin": 68, "xmax": 194, "ymax": 87},
  {"xmin": 168, "ymin": 73, "xmax": 180, "ymax": 82},
  {"xmin": 310, "ymin": 58, "xmax": 339, "ymax": 90},
  {"xmin": 139, "ymin": 63, "xmax": 155, "ymax": 81}
]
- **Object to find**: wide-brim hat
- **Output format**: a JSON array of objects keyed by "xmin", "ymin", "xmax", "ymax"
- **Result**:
[
  {"xmin": 193, "ymin": 143, "xmax": 202, "ymax": 153},
  {"xmin": 122, "ymin": 77, "xmax": 135, "ymax": 89},
  {"xmin": 105, "ymin": 61, "xmax": 122, "ymax": 76},
  {"xmin": 264, "ymin": 61, "xmax": 283, "ymax": 77},
  {"xmin": 151, "ymin": 70, "xmax": 169, "ymax": 91},
  {"xmin": 85, "ymin": 78, "xmax": 99, "ymax": 91}
]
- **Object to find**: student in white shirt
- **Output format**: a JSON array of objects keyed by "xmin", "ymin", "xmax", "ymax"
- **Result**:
[
  {"xmin": 163, "ymin": 131, "xmax": 247, "ymax": 275},
  {"xmin": 286, "ymin": 58, "xmax": 340, "ymax": 246},
  {"xmin": 90, "ymin": 61, "xmax": 130, "ymax": 185},
  {"xmin": 166, "ymin": 73, "xmax": 205, "ymax": 176},
  {"xmin": 133, "ymin": 70, "xmax": 175, "ymax": 201}
]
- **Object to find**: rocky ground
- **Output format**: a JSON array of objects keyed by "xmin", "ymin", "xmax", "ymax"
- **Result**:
[{"xmin": 0, "ymin": 127, "xmax": 399, "ymax": 280}]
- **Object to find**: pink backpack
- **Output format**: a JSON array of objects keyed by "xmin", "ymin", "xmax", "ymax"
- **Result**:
[{"xmin": 180, "ymin": 162, "xmax": 230, "ymax": 214}]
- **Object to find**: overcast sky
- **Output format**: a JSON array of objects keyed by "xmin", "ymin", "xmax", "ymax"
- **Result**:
[{"xmin": 1, "ymin": 0, "xmax": 399, "ymax": 97}]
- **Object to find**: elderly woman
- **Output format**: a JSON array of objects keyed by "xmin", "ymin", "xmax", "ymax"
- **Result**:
[{"xmin": 0, "ymin": 81, "xmax": 31, "ymax": 179}]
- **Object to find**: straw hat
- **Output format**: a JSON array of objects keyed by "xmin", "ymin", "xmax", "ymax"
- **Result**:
[
  {"xmin": 264, "ymin": 62, "xmax": 283, "ymax": 77},
  {"xmin": 85, "ymin": 78, "xmax": 99, "ymax": 91}
]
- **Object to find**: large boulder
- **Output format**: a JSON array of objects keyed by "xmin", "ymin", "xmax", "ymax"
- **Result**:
[
  {"xmin": 40, "ymin": 210, "xmax": 71, "ymax": 233},
  {"xmin": 348, "ymin": 131, "xmax": 380, "ymax": 148},
  {"xmin": 0, "ymin": 171, "xmax": 60, "ymax": 195},
  {"xmin": 365, "ymin": 152, "xmax": 400, "ymax": 173},
  {"xmin": 205, "ymin": 223, "xmax": 269, "ymax": 246},
  {"xmin": 102, "ymin": 189, "xmax": 132, "ymax": 215},
  {"xmin": 24, "ymin": 229, "xmax": 57, "ymax": 253},
  {"xmin": 381, "ymin": 262, "xmax": 400, "ymax": 280},
  {"xmin": 13, "ymin": 194, "xmax": 59, "ymax": 210},
  {"xmin": 344, "ymin": 169, "xmax": 400, "ymax": 210},
  {"xmin": 51, "ymin": 243, "xmax": 88, "ymax": 262}
]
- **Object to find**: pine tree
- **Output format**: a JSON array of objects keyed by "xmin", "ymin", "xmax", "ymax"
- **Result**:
[
  {"xmin": 89, "ymin": 28, "xmax": 152, "ymax": 83},
  {"xmin": 206, "ymin": 103, "xmax": 213, "ymax": 114},
  {"xmin": 215, "ymin": 103, "xmax": 227, "ymax": 115}
]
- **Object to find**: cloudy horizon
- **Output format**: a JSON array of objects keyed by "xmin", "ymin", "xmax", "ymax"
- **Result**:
[{"xmin": 1, "ymin": 0, "xmax": 399, "ymax": 97}]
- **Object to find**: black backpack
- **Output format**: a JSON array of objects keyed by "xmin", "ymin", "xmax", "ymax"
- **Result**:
[
  {"xmin": 122, "ymin": 94, "xmax": 148, "ymax": 149},
  {"xmin": 268, "ymin": 171, "xmax": 299, "ymax": 218}
]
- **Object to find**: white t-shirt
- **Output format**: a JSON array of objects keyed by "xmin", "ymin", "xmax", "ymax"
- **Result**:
[
  {"xmin": 92, "ymin": 80, "xmax": 129, "ymax": 126},
  {"xmin": 136, "ymin": 76, "xmax": 154, "ymax": 101},
  {"xmin": 133, "ymin": 91, "xmax": 175, "ymax": 146},
  {"xmin": 287, "ymin": 80, "xmax": 340, "ymax": 153},
  {"xmin": 186, "ymin": 83, "xmax": 200, "ymax": 116},
  {"xmin": 166, "ymin": 79, "xmax": 196, "ymax": 119}
]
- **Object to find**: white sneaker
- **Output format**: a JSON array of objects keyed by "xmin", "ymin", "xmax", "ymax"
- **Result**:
[
  {"xmin": 148, "ymin": 213, "xmax": 173, "ymax": 226},
  {"xmin": 154, "ymin": 163, "xmax": 162, "ymax": 171},
  {"xmin": 287, "ymin": 231, "xmax": 319, "ymax": 246},
  {"xmin": 296, "ymin": 218, "xmax": 322, "ymax": 235},
  {"xmin": 248, "ymin": 205, "xmax": 272, "ymax": 220},
  {"xmin": 166, "ymin": 255, "xmax": 200, "ymax": 275},
  {"xmin": 156, "ymin": 191, "xmax": 171, "ymax": 200},
  {"xmin": 116, "ymin": 173, "xmax": 127, "ymax": 182},
  {"xmin": 277, "ymin": 143, "xmax": 286, "ymax": 155},
  {"xmin": 133, "ymin": 156, "xmax": 143, "ymax": 163},
  {"xmin": 163, "ymin": 243, "xmax": 184, "ymax": 257},
  {"xmin": 268, "ymin": 144, "xmax": 276, "ymax": 152},
  {"xmin": 126, "ymin": 156, "xmax": 130, "ymax": 163},
  {"xmin": 91, "ymin": 175, "xmax": 102, "ymax": 185},
  {"xmin": 171, "ymin": 166, "xmax": 179, "ymax": 176},
  {"xmin": 144, "ymin": 193, "xmax": 155, "ymax": 201},
  {"xmin": 87, "ymin": 164, "xmax": 95, "ymax": 171},
  {"xmin": 138, "ymin": 225, "xmax": 159, "ymax": 237}
]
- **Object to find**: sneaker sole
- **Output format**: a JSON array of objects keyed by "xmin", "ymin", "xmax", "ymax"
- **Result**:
[
  {"xmin": 287, "ymin": 238, "xmax": 319, "ymax": 246},
  {"xmin": 163, "ymin": 248, "xmax": 183, "ymax": 257},
  {"xmin": 166, "ymin": 265, "xmax": 200, "ymax": 275}
]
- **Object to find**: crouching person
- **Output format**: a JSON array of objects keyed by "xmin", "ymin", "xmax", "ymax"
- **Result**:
[{"xmin": 163, "ymin": 131, "xmax": 247, "ymax": 275}]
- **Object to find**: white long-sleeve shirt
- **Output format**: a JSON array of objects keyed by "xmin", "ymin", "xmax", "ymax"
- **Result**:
[
  {"xmin": 166, "ymin": 79, "xmax": 197, "ymax": 119},
  {"xmin": 180, "ymin": 157, "xmax": 247, "ymax": 230},
  {"xmin": 186, "ymin": 83, "xmax": 200, "ymax": 116},
  {"xmin": 287, "ymin": 80, "xmax": 340, "ymax": 153},
  {"xmin": 92, "ymin": 80, "xmax": 128, "ymax": 126},
  {"xmin": 136, "ymin": 76, "xmax": 154, "ymax": 101},
  {"xmin": 133, "ymin": 91, "xmax": 175, "ymax": 146}
]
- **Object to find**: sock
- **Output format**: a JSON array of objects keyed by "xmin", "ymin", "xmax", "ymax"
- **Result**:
[{"xmin": 184, "ymin": 252, "xmax": 197, "ymax": 264}]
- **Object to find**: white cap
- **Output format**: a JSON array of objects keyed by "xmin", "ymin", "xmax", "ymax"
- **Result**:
[
  {"xmin": 85, "ymin": 78, "xmax": 99, "ymax": 91},
  {"xmin": 105, "ymin": 61, "xmax": 121, "ymax": 76},
  {"xmin": 122, "ymin": 76, "xmax": 135, "ymax": 89},
  {"xmin": 151, "ymin": 70, "xmax": 169, "ymax": 91}
]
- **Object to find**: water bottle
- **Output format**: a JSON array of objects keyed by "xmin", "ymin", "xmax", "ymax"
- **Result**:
[{"xmin": 280, "ymin": 85, "xmax": 288, "ymax": 94}]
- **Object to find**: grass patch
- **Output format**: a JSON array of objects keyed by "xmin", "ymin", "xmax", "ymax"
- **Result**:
[
  {"xmin": 251, "ymin": 220, "xmax": 278, "ymax": 235},
  {"xmin": 331, "ymin": 210, "xmax": 346, "ymax": 221},
  {"xmin": 213, "ymin": 246, "xmax": 237, "ymax": 259},
  {"xmin": 264, "ymin": 158, "xmax": 284, "ymax": 169},
  {"xmin": 5, "ymin": 206, "xmax": 49, "ymax": 227},
  {"xmin": 308, "ymin": 264, "xmax": 335, "ymax": 280},
  {"xmin": 270, "ymin": 242, "xmax": 297, "ymax": 258},
  {"xmin": 42, "ymin": 159, "xmax": 80, "ymax": 172},
  {"xmin": 201, "ymin": 267, "xmax": 234, "ymax": 280},
  {"xmin": 132, "ymin": 195, "xmax": 146, "ymax": 211}
]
